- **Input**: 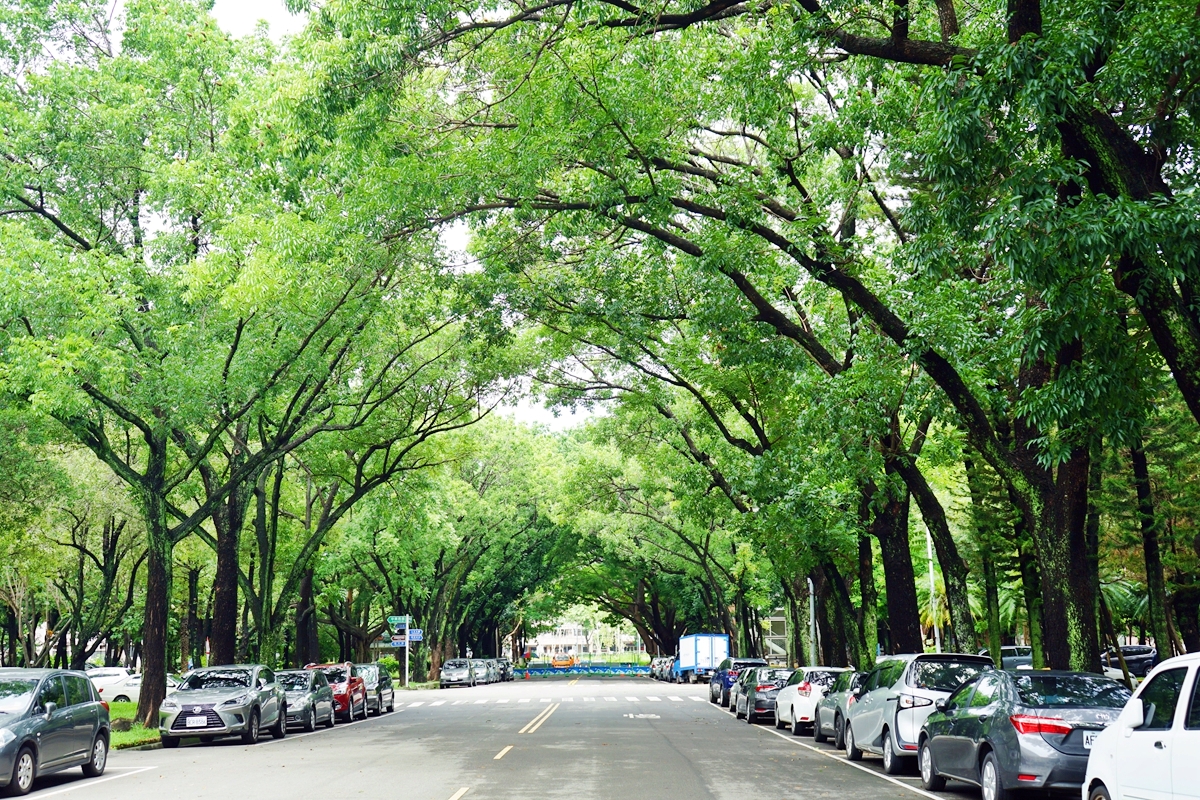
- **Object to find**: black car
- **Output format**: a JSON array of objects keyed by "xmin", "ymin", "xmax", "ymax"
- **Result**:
[
  {"xmin": 354, "ymin": 663, "xmax": 395, "ymax": 716},
  {"xmin": 736, "ymin": 667, "xmax": 793, "ymax": 724},
  {"xmin": 1101, "ymin": 645, "xmax": 1159, "ymax": 677},
  {"xmin": 709, "ymin": 657, "xmax": 768, "ymax": 707},
  {"xmin": 919, "ymin": 670, "xmax": 1131, "ymax": 799}
]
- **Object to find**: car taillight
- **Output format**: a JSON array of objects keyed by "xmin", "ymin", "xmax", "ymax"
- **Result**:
[
  {"xmin": 1010, "ymin": 715, "xmax": 1073, "ymax": 735},
  {"xmin": 100, "ymin": 701, "xmax": 109, "ymax": 712},
  {"xmin": 797, "ymin": 681, "xmax": 812, "ymax": 697},
  {"xmin": 729, "ymin": 670, "xmax": 740, "ymax": 678},
  {"xmin": 756, "ymin": 684, "xmax": 775, "ymax": 692},
  {"xmin": 899, "ymin": 694, "xmax": 933, "ymax": 709}
]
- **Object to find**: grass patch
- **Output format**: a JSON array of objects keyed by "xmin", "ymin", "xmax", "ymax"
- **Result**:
[
  {"xmin": 108, "ymin": 701, "xmax": 137, "ymax": 720},
  {"xmin": 110, "ymin": 723, "xmax": 159, "ymax": 750},
  {"xmin": 397, "ymin": 680, "xmax": 438, "ymax": 690}
]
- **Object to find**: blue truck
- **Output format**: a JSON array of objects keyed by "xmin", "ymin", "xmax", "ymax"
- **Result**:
[{"xmin": 671, "ymin": 633, "xmax": 730, "ymax": 684}]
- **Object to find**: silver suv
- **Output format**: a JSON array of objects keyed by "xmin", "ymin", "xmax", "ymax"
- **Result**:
[
  {"xmin": 844, "ymin": 653, "xmax": 993, "ymax": 774},
  {"xmin": 159, "ymin": 665, "xmax": 286, "ymax": 747}
]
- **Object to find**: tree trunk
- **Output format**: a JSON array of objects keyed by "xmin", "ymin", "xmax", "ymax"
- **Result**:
[
  {"xmin": 1131, "ymin": 444, "xmax": 1172, "ymax": 654},
  {"xmin": 857, "ymin": 535, "xmax": 878, "ymax": 668},
  {"xmin": 296, "ymin": 567, "xmax": 319, "ymax": 667},
  {"xmin": 872, "ymin": 471, "xmax": 923, "ymax": 654},
  {"xmin": 1017, "ymin": 534, "xmax": 1045, "ymax": 668},
  {"xmin": 209, "ymin": 485, "xmax": 249, "ymax": 666},
  {"xmin": 135, "ymin": 497, "xmax": 172, "ymax": 728},
  {"xmin": 895, "ymin": 458, "xmax": 978, "ymax": 651}
]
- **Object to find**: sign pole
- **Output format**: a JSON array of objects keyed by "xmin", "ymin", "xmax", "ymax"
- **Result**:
[{"xmin": 404, "ymin": 637, "xmax": 409, "ymax": 688}]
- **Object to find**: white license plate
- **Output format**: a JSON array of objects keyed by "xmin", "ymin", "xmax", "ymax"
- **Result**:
[
  {"xmin": 1083, "ymin": 731, "xmax": 1098, "ymax": 749},
  {"xmin": 185, "ymin": 716, "xmax": 208, "ymax": 728}
]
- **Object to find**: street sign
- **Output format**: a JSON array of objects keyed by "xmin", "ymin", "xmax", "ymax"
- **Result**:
[
  {"xmin": 387, "ymin": 615, "xmax": 409, "ymax": 627},
  {"xmin": 389, "ymin": 641, "xmax": 404, "ymax": 648},
  {"xmin": 408, "ymin": 629, "xmax": 423, "ymax": 642},
  {"xmin": 391, "ymin": 634, "xmax": 406, "ymax": 644}
]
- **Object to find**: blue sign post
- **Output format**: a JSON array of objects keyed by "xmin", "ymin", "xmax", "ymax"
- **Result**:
[{"xmin": 408, "ymin": 629, "xmax": 423, "ymax": 642}]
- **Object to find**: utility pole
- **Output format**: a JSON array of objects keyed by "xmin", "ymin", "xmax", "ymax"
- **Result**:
[
  {"xmin": 807, "ymin": 577, "xmax": 818, "ymax": 666},
  {"xmin": 927, "ymin": 532, "xmax": 941, "ymax": 653}
]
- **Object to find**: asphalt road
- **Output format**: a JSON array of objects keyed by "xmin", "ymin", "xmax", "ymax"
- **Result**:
[{"xmin": 21, "ymin": 677, "xmax": 987, "ymax": 800}]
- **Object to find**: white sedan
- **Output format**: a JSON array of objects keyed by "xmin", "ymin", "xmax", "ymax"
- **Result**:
[
  {"xmin": 774, "ymin": 666, "xmax": 852, "ymax": 736},
  {"xmin": 93, "ymin": 672, "xmax": 178, "ymax": 703}
]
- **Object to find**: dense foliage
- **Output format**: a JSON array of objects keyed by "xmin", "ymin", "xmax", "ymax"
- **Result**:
[{"xmin": 2, "ymin": 0, "xmax": 1199, "ymax": 723}]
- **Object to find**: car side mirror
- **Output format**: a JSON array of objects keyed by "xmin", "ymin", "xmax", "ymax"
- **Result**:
[
  {"xmin": 258, "ymin": 679, "xmax": 267, "ymax": 689},
  {"xmin": 853, "ymin": 685, "xmax": 866, "ymax": 697},
  {"xmin": 935, "ymin": 698, "xmax": 948, "ymax": 712},
  {"xmin": 43, "ymin": 701, "xmax": 57, "ymax": 718},
  {"xmin": 1121, "ymin": 699, "xmax": 1145, "ymax": 734}
]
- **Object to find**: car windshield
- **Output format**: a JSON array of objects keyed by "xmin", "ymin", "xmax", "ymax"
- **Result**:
[
  {"xmin": 907, "ymin": 659, "xmax": 990, "ymax": 692},
  {"xmin": 1013, "ymin": 674, "xmax": 1132, "ymax": 708},
  {"xmin": 277, "ymin": 673, "xmax": 310, "ymax": 691},
  {"xmin": 444, "ymin": 661, "xmax": 469, "ymax": 670},
  {"xmin": 758, "ymin": 669, "xmax": 792, "ymax": 684},
  {"xmin": 806, "ymin": 671, "xmax": 840, "ymax": 690},
  {"xmin": 733, "ymin": 660, "xmax": 767, "ymax": 669},
  {"xmin": 180, "ymin": 670, "xmax": 251, "ymax": 690},
  {"xmin": 0, "ymin": 679, "xmax": 37, "ymax": 714},
  {"xmin": 319, "ymin": 668, "xmax": 348, "ymax": 684}
]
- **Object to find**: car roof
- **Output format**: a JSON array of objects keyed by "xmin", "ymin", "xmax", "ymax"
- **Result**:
[
  {"xmin": 877, "ymin": 653, "xmax": 994, "ymax": 664},
  {"xmin": 1153, "ymin": 652, "xmax": 1200, "ymax": 667},
  {"xmin": 193, "ymin": 664, "xmax": 263, "ymax": 670},
  {"xmin": 0, "ymin": 668, "xmax": 62, "ymax": 679}
]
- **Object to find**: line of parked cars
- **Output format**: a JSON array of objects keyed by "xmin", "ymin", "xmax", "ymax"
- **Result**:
[
  {"xmin": 438, "ymin": 657, "xmax": 514, "ymax": 689},
  {"xmin": 709, "ymin": 649, "xmax": 1200, "ymax": 800}
]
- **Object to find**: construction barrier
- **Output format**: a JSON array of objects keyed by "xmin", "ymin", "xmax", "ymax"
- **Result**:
[{"xmin": 520, "ymin": 665, "xmax": 651, "ymax": 677}]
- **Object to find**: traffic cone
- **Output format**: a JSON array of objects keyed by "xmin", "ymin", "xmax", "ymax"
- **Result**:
[{"xmin": 525, "ymin": 670, "xmax": 531, "ymax": 679}]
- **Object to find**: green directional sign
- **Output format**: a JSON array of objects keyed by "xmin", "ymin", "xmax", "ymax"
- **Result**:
[{"xmin": 387, "ymin": 615, "xmax": 409, "ymax": 627}]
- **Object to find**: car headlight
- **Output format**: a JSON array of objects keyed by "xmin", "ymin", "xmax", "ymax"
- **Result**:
[
  {"xmin": 0, "ymin": 729, "xmax": 15, "ymax": 748},
  {"xmin": 161, "ymin": 700, "xmax": 179, "ymax": 711},
  {"xmin": 221, "ymin": 694, "xmax": 251, "ymax": 707}
]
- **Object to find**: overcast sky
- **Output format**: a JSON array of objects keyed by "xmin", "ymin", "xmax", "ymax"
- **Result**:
[{"xmin": 210, "ymin": 0, "xmax": 306, "ymax": 39}]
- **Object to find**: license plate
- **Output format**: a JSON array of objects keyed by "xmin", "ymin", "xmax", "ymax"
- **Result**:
[
  {"xmin": 186, "ymin": 716, "xmax": 208, "ymax": 728},
  {"xmin": 1083, "ymin": 731, "xmax": 1098, "ymax": 749}
]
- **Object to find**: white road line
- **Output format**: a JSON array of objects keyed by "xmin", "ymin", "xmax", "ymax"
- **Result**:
[
  {"xmin": 430, "ymin": 701, "xmax": 445, "ymax": 706},
  {"xmin": 689, "ymin": 696, "xmax": 704, "ymax": 701},
  {"xmin": 408, "ymin": 701, "xmax": 424, "ymax": 707},
  {"xmin": 453, "ymin": 700, "xmax": 468, "ymax": 705},
  {"xmin": 562, "ymin": 697, "xmax": 574, "ymax": 701},
  {"xmin": 493, "ymin": 745, "xmax": 513, "ymax": 760},
  {"xmin": 584, "ymin": 697, "xmax": 595, "ymax": 701},
  {"xmin": 647, "ymin": 696, "xmax": 661, "ymax": 701},
  {"xmin": 605, "ymin": 697, "xmax": 617, "ymax": 701},
  {"xmin": 496, "ymin": 698, "xmax": 510, "ymax": 703},
  {"xmin": 625, "ymin": 696, "xmax": 639, "ymax": 701},
  {"xmin": 474, "ymin": 699, "xmax": 488, "ymax": 704},
  {"xmin": 32, "ymin": 767, "xmax": 157, "ymax": 798},
  {"xmin": 448, "ymin": 788, "xmax": 470, "ymax": 800},
  {"xmin": 539, "ymin": 698, "xmax": 550, "ymax": 702},
  {"xmin": 669, "ymin": 696, "xmax": 683, "ymax": 701},
  {"xmin": 518, "ymin": 698, "xmax": 531, "ymax": 703},
  {"xmin": 762, "ymin": 726, "xmax": 941, "ymax": 800}
]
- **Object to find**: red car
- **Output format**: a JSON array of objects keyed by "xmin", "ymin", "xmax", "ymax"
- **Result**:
[{"xmin": 307, "ymin": 662, "xmax": 367, "ymax": 721}]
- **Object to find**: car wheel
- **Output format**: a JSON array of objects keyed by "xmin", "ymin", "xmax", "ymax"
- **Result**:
[
  {"xmin": 324, "ymin": 707, "xmax": 336, "ymax": 729},
  {"xmin": 82, "ymin": 734, "xmax": 108, "ymax": 778},
  {"xmin": 303, "ymin": 704, "xmax": 317, "ymax": 732},
  {"xmin": 833, "ymin": 714, "xmax": 846, "ymax": 750},
  {"xmin": 845, "ymin": 721, "xmax": 863, "ymax": 761},
  {"xmin": 241, "ymin": 709, "xmax": 261, "ymax": 745},
  {"xmin": 735, "ymin": 700, "xmax": 745, "ymax": 719},
  {"xmin": 746, "ymin": 707, "xmax": 755, "ymax": 724},
  {"xmin": 813, "ymin": 710, "xmax": 828, "ymax": 743},
  {"xmin": 709, "ymin": 685, "xmax": 717, "ymax": 704},
  {"xmin": 774, "ymin": 708, "xmax": 785, "ymax": 729},
  {"xmin": 161, "ymin": 736, "xmax": 180, "ymax": 749},
  {"xmin": 3, "ymin": 746, "xmax": 36, "ymax": 797},
  {"xmin": 271, "ymin": 704, "xmax": 287, "ymax": 739},
  {"xmin": 791, "ymin": 713, "xmax": 804, "ymax": 737},
  {"xmin": 1088, "ymin": 785, "xmax": 1112, "ymax": 800},
  {"xmin": 882, "ymin": 729, "xmax": 904, "ymax": 775},
  {"xmin": 372, "ymin": 693, "xmax": 382, "ymax": 717},
  {"xmin": 980, "ymin": 752, "xmax": 1009, "ymax": 800},
  {"xmin": 721, "ymin": 689, "xmax": 730, "ymax": 707},
  {"xmin": 113, "ymin": 695, "xmax": 131, "ymax": 703},
  {"xmin": 919, "ymin": 740, "xmax": 946, "ymax": 791}
]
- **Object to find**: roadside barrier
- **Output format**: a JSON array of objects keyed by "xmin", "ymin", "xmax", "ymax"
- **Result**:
[{"xmin": 520, "ymin": 665, "xmax": 651, "ymax": 677}]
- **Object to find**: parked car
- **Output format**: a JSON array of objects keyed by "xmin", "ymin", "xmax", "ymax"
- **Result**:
[
  {"xmin": 0, "ymin": 669, "xmax": 111, "ymax": 796},
  {"xmin": 814, "ymin": 669, "xmax": 866, "ymax": 748},
  {"xmin": 651, "ymin": 657, "xmax": 670, "ymax": 681},
  {"xmin": 736, "ymin": 667, "xmax": 793, "ymax": 723},
  {"xmin": 354, "ymin": 663, "xmax": 395, "ymax": 716},
  {"xmin": 497, "ymin": 658, "xmax": 514, "ymax": 682},
  {"xmin": 918, "ymin": 669, "xmax": 1131, "ymax": 798},
  {"xmin": 775, "ymin": 666, "xmax": 852, "ymax": 736},
  {"xmin": 159, "ymin": 665, "xmax": 287, "ymax": 748},
  {"xmin": 978, "ymin": 646, "xmax": 1034, "ymax": 669},
  {"xmin": 440, "ymin": 659, "xmax": 475, "ymax": 688},
  {"xmin": 1101, "ymin": 645, "xmax": 1159, "ymax": 678},
  {"xmin": 308, "ymin": 663, "xmax": 366, "ymax": 722},
  {"xmin": 709, "ymin": 657, "xmax": 768, "ymax": 706},
  {"xmin": 728, "ymin": 667, "xmax": 757, "ymax": 714},
  {"xmin": 845, "ymin": 653, "xmax": 994, "ymax": 773},
  {"xmin": 94, "ymin": 673, "xmax": 178, "ymax": 704},
  {"xmin": 277, "ymin": 669, "xmax": 335, "ymax": 731},
  {"xmin": 1083, "ymin": 650, "xmax": 1200, "ymax": 800}
]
